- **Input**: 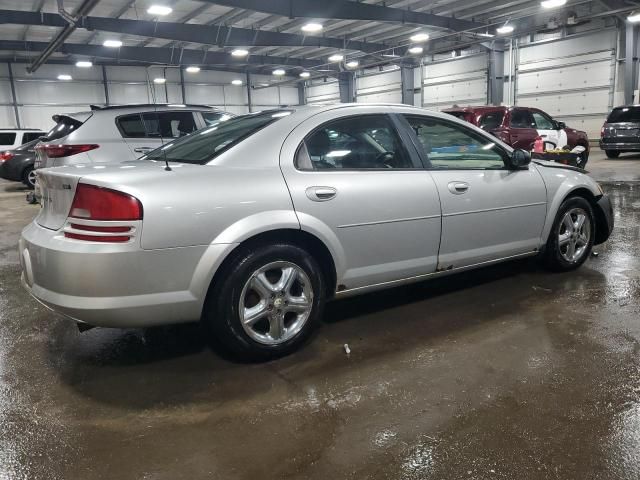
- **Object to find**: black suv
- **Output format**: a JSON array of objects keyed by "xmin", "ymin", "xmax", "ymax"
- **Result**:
[{"xmin": 600, "ymin": 105, "xmax": 640, "ymax": 158}]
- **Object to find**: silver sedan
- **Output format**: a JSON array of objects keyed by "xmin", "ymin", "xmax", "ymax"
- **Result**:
[{"xmin": 20, "ymin": 104, "xmax": 613, "ymax": 359}]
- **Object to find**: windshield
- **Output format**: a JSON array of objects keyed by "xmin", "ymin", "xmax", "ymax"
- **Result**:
[
  {"xmin": 44, "ymin": 114, "xmax": 88, "ymax": 141},
  {"xmin": 607, "ymin": 106, "xmax": 640, "ymax": 123},
  {"xmin": 142, "ymin": 110, "xmax": 291, "ymax": 165}
]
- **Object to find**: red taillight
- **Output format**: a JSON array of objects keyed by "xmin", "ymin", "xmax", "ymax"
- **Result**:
[
  {"xmin": 0, "ymin": 151, "xmax": 14, "ymax": 163},
  {"xmin": 36, "ymin": 144, "xmax": 99, "ymax": 158},
  {"xmin": 68, "ymin": 184, "xmax": 142, "ymax": 221}
]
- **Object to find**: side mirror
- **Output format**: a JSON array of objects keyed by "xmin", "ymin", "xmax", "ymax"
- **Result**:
[
  {"xmin": 556, "ymin": 121, "xmax": 566, "ymax": 129},
  {"xmin": 510, "ymin": 148, "xmax": 531, "ymax": 169}
]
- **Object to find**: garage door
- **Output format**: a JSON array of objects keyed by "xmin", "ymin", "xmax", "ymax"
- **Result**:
[
  {"xmin": 423, "ymin": 53, "xmax": 488, "ymax": 109},
  {"xmin": 356, "ymin": 68, "xmax": 402, "ymax": 104},
  {"xmin": 306, "ymin": 80, "xmax": 340, "ymax": 105},
  {"xmin": 516, "ymin": 30, "xmax": 616, "ymax": 138}
]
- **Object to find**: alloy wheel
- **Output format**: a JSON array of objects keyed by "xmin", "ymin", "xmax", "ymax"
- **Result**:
[
  {"xmin": 27, "ymin": 169, "xmax": 37, "ymax": 188},
  {"xmin": 239, "ymin": 261, "xmax": 314, "ymax": 345},
  {"xmin": 558, "ymin": 207, "xmax": 591, "ymax": 262}
]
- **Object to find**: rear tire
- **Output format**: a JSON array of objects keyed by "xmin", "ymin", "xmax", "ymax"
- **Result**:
[
  {"xmin": 203, "ymin": 243, "xmax": 325, "ymax": 360},
  {"xmin": 22, "ymin": 166, "xmax": 36, "ymax": 189},
  {"xmin": 576, "ymin": 148, "xmax": 589, "ymax": 168},
  {"xmin": 605, "ymin": 150, "xmax": 620, "ymax": 159},
  {"xmin": 542, "ymin": 196, "xmax": 595, "ymax": 272}
]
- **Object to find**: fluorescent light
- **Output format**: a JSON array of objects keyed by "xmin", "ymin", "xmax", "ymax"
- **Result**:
[
  {"xmin": 57, "ymin": 74, "xmax": 72, "ymax": 80},
  {"xmin": 299, "ymin": 71, "xmax": 311, "ymax": 78},
  {"xmin": 231, "ymin": 79, "xmax": 243, "ymax": 85},
  {"xmin": 153, "ymin": 77, "xmax": 166, "ymax": 84},
  {"xmin": 103, "ymin": 39, "xmax": 122, "ymax": 48},
  {"xmin": 628, "ymin": 11, "xmax": 640, "ymax": 22},
  {"xmin": 147, "ymin": 5, "xmax": 172, "ymax": 15},
  {"xmin": 496, "ymin": 24, "xmax": 514, "ymax": 34},
  {"xmin": 410, "ymin": 32, "xmax": 429, "ymax": 42},
  {"xmin": 346, "ymin": 60, "xmax": 359, "ymax": 68},
  {"xmin": 273, "ymin": 69, "xmax": 285, "ymax": 76},
  {"xmin": 541, "ymin": 0, "xmax": 566, "ymax": 8},
  {"xmin": 231, "ymin": 49, "xmax": 249, "ymax": 57},
  {"xmin": 75, "ymin": 61, "xmax": 92, "ymax": 68},
  {"xmin": 301, "ymin": 22, "xmax": 323, "ymax": 32},
  {"xmin": 408, "ymin": 46, "xmax": 423, "ymax": 54},
  {"xmin": 185, "ymin": 66, "xmax": 200, "ymax": 73},
  {"xmin": 328, "ymin": 54, "xmax": 344, "ymax": 62}
]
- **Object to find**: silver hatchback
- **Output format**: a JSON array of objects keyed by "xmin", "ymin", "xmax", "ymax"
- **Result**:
[{"xmin": 20, "ymin": 104, "xmax": 613, "ymax": 359}]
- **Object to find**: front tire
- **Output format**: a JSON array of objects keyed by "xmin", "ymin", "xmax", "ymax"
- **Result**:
[
  {"xmin": 542, "ymin": 196, "xmax": 595, "ymax": 272},
  {"xmin": 605, "ymin": 150, "xmax": 620, "ymax": 159},
  {"xmin": 22, "ymin": 166, "xmax": 36, "ymax": 189},
  {"xmin": 203, "ymin": 243, "xmax": 325, "ymax": 360}
]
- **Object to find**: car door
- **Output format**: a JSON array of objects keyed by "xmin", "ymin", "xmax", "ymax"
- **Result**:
[
  {"xmin": 117, "ymin": 113, "xmax": 161, "ymax": 159},
  {"xmin": 508, "ymin": 108, "xmax": 538, "ymax": 150},
  {"xmin": 531, "ymin": 110, "xmax": 566, "ymax": 150},
  {"xmin": 400, "ymin": 114, "xmax": 547, "ymax": 269},
  {"xmin": 280, "ymin": 112, "xmax": 442, "ymax": 290}
]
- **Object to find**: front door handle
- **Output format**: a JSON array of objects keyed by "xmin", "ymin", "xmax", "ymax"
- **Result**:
[
  {"xmin": 448, "ymin": 181, "xmax": 469, "ymax": 195},
  {"xmin": 134, "ymin": 146, "xmax": 154, "ymax": 153},
  {"xmin": 306, "ymin": 186, "xmax": 337, "ymax": 202}
]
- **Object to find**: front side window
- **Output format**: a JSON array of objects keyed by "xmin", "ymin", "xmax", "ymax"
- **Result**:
[
  {"xmin": 142, "ymin": 110, "xmax": 287, "ymax": 165},
  {"xmin": 532, "ymin": 112, "xmax": 555, "ymax": 130},
  {"xmin": 478, "ymin": 112, "xmax": 504, "ymax": 131},
  {"xmin": 510, "ymin": 109, "xmax": 535, "ymax": 129},
  {"xmin": 0, "ymin": 133, "xmax": 16, "ymax": 146},
  {"xmin": 404, "ymin": 115, "xmax": 506, "ymax": 170},
  {"xmin": 296, "ymin": 115, "xmax": 413, "ymax": 170}
]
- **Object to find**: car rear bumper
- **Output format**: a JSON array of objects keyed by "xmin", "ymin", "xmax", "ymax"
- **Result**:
[
  {"xmin": 0, "ymin": 161, "xmax": 21, "ymax": 182},
  {"xmin": 599, "ymin": 140, "xmax": 640, "ymax": 151},
  {"xmin": 594, "ymin": 194, "xmax": 614, "ymax": 245},
  {"xmin": 19, "ymin": 221, "xmax": 232, "ymax": 328}
]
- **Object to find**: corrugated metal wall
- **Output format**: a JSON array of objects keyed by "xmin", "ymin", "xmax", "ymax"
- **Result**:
[
  {"xmin": 306, "ymin": 79, "xmax": 340, "ymax": 105},
  {"xmin": 356, "ymin": 67, "xmax": 402, "ymax": 103},
  {"xmin": 422, "ymin": 54, "xmax": 488, "ymax": 109}
]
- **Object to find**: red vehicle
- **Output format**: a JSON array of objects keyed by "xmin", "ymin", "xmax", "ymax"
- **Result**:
[{"xmin": 443, "ymin": 106, "xmax": 590, "ymax": 167}]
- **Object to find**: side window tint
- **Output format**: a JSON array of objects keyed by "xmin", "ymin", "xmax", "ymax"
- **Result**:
[
  {"xmin": 510, "ymin": 110, "xmax": 535, "ymax": 128},
  {"xmin": 404, "ymin": 115, "xmax": 506, "ymax": 170},
  {"xmin": 23, "ymin": 132, "xmax": 43, "ymax": 143},
  {"xmin": 479, "ymin": 112, "xmax": 504, "ymax": 131},
  {"xmin": 142, "ymin": 112, "xmax": 197, "ymax": 138},
  {"xmin": 0, "ymin": 132, "xmax": 17, "ymax": 146},
  {"xmin": 296, "ymin": 115, "xmax": 414, "ymax": 170},
  {"xmin": 117, "ymin": 114, "xmax": 147, "ymax": 138},
  {"xmin": 532, "ymin": 112, "xmax": 555, "ymax": 130}
]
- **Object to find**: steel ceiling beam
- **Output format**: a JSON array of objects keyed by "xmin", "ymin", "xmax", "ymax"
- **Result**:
[
  {"xmin": 0, "ymin": 40, "xmax": 324, "ymax": 69},
  {"xmin": 197, "ymin": 0, "xmax": 484, "ymax": 32},
  {"xmin": 0, "ymin": 9, "xmax": 389, "ymax": 54}
]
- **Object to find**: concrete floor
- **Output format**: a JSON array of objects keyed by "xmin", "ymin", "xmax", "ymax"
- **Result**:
[{"xmin": 0, "ymin": 150, "xmax": 639, "ymax": 479}]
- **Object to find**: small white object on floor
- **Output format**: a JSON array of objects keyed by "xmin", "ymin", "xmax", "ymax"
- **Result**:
[
  {"xmin": 343, "ymin": 343, "xmax": 351, "ymax": 356},
  {"xmin": 592, "ymin": 251, "xmax": 599, "ymax": 257}
]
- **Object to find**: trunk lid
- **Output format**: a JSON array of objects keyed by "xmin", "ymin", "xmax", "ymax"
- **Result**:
[{"xmin": 35, "ymin": 168, "xmax": 83, "ymax": 230}]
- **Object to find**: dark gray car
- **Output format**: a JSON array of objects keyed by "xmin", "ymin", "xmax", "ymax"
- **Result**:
[
  {"xmin": 600, "ymin": 105, "xmax": 640, "ymax": 158},
  {"xmin": 0, "ymin": 138, "xmax": 39, "ymax": 188}
]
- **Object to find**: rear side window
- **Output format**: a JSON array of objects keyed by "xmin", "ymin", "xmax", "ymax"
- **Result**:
[
  {"xmin": 44, "ymin": 116, "xmax": 85, "ymax": 141},
  {"xmin": 478, "ymin": 112, "xmax": 504, "ymax": 131},
  {"xmin": 117, "ymin": 114, "xmax": 146, "ymax": 138},
  {"xmin": 296, "ymin": 115, "xmax": 414, "ymax": 170},
  {"xmin": 0, "ymin": 133, "xmax": 16, "ymax": 146},
  {"xmin": 510, "ymin": 110, "xmax": 535, "ymax": 128},
  {"xmin": 22, "ymin": 132, "xmax": 43, "ymax": 143},
  {"xmin": 607, "ymin": 106, "xmax": 640, "ymax": 123}
]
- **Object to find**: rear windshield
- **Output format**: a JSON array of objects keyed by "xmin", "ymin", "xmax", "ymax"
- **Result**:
[
  {"xmin": 143, "ymin": 110, "xmax": 291, "ymax": 165},
  {"xmin": 43, "ymin": 115, "xmax": 86, "ymax": 141},
  {"xmin": 607, "ymin": 106, "xmax": 640, "ymax": 123},
  {"xmin": 0, "ymin": 132, "xmax": 17, "ymax": 146}
]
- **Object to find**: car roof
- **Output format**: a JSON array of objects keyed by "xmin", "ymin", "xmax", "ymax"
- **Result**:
[{"xmin": 88, "ymin": 103, "xmax": 219, "ymax": 112}]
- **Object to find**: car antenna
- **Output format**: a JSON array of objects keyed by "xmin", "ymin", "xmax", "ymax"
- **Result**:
[{"xmin": 147, "ymin": 69, "xmax": 172, "ymax": 171}]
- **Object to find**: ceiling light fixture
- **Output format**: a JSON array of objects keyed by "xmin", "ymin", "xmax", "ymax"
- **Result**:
[
  {"xmin": 103, "ymin": 39, "xmax": 122, "ymax": 48},
  {"xmin": 57, "ymin": 74, "xmax": 72, "ymax": 80},
  {"xmin": 273, "ymin": 69, "xmax": 285, "ymax": 76},
  {"xmin": 185, "ymin": 66, "xmax": 200, "ymax": 73},
  {"xmin": 410, "ymin": 32, "xmax": 429, "ymax": 42},
  {"xmin": 299, "ymin": 71, "xmax": 311, "ymax": 78},
  {"xmin": 346, "ymin": 60, "xmax": 359, "ymax": 68},
  {"xmin": 231, "ymin": 79, "xmax": 243, "ymax": 85},
  {"xmin": 301, "ymin": 22, "xmax": 323, "ymax": 32},
  {"xmin": 541, "ymin": 0, "xmax": 566, "ymax": 8},
  {"xmin": 75, "ymin": 61, "xmax": 92, "ymax": 68},
  {"xmin": 328, "ymin": 54, "xmax": 344, "ymax": 62},
  {"xmin": 231, "ymin": 48, "xmax": 249, "ymax": 57},
  {"xmin": 408, "ymin": 46, "xmax": 424, "ymax": 54},
  {"xmin": 153, "ymin": 77, "xmax": 166, "ymax": 84},
  {"xmin": 496, "ymin": 23, "xmax": 514, "ymax": 34},
  {"xmin": 147, "ymin": 5, "xmax": 172, "ymax": 16},
  {"xmin": 628, "ymin": 10, "xmax": 640, "ymax": 22}
]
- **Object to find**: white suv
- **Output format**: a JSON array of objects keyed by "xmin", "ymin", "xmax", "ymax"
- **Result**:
[
  {"xmin": 34, "ymin": 104, "xmax": 232, "ymax": 169},
  {"xmin": 0, "ymin": 129, "xmax": 45, "ymax": 150}
]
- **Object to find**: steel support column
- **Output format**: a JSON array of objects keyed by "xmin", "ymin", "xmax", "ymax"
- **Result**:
[
  {"xmin": 101, "ymin": 64, "xmax": 110, "ymax": 106},
  {"xmin": 488, "ymin": 46, "xmax": 505, "ymax": 106},
  {"xmin": 298, "ymin": 82, "xmax": 306, "ymax": 105},
  {"xmin": 338, "ymin": 71, "xmax": 355, "ymax": 103},
  {"xmin": 179, "ymin": 67, "xmax": 186, "ymax": 104},
  {"xmin": 246, "ymin": 72, "xmax": 252, "ymax": 112},
  {"xmin": 624, "ymin": 23, "xmax": 639, "ymax": 105},
  {"xmin": 7, "ymin": 62, "xmax": 21, "ymax": 128},
  {"xmin": 400, "ymin": 60, "xmax": 417, "ymax": 106}
]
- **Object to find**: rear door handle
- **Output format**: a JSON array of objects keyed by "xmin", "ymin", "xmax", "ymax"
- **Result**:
[
  {"xmin": 134, "ymin": 147, "xmax": 154, "ymax": 153},
  {"xmin": 306, "ymin": 186, "xmax": 337, "ymax": 202},
  {"xmin": 448, "ymin": 181, "xmax": 469, "ymax": 195}
]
